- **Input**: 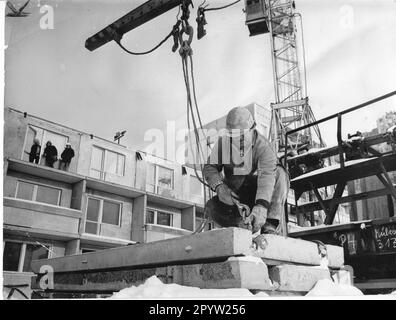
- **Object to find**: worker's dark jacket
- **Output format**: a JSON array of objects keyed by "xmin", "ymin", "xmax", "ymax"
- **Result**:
[
  {"xmin": 29, "ymin": 144, "xmax": 41, "ymax": 162},
  {"xmin": 43, "ymin": 145, "xmax": 58, "ymax": 162},
  {"xmin": 61, "ymin": 148, "xmax": 75, "ymax": 163},
  {"xmin": 203, "ymin": 130, "xmax": 277, "ymax": 207}
]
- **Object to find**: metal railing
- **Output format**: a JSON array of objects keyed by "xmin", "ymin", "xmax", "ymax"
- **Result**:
[{"xmin": 284, "ymin": 90, "xmax": 396, "ymax": 169}]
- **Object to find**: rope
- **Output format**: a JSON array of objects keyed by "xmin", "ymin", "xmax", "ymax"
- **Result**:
[
  {"xmin": 203, "ymin": 0, "xmax": 241, "ymax": 12},
  {"xmin": 115, "ymin": 29, "xmax": 174, "ymax": 56}
]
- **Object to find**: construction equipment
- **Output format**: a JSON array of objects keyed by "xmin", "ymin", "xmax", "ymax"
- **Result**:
[{"xmin": 85, "ymin": 0, "xmax": 323, "ymax": 155}]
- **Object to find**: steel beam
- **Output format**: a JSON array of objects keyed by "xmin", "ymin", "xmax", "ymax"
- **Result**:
[{"xmin": 85, "ymin": 0, "xmax": 182, "ymax": 51}]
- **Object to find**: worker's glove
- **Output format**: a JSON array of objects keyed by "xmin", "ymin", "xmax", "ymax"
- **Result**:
[
  {"xmin": 216, "ymin": 183, "xmax": 238, "ymax": 206},
  {"xmin": 246, "ymin": 205, "xmax": 267, "ymax": 233}
]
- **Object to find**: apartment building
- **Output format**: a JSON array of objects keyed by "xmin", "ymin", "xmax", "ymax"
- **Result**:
[{"xmin": 3, "ymin": 107, "xmax": 208, "ymax": 296}]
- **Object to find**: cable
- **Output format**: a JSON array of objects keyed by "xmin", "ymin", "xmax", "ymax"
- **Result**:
[
  {"xmin": 115, "ymin": 29, "xmax": 174, "ymax": 56},
  {"xmin": 181, "ymin": 56, "xmax": 210, "ymax": 189},
  {"xmin": 203, "ymin": 0, "xmax": 241, "ymax": 12}
]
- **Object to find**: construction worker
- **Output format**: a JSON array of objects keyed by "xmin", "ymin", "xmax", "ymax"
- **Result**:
[{"xmin": 203, "ymin": 107, "xmax": 289, "ymax": 235}]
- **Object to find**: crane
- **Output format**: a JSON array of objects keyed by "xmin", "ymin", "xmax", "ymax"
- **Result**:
[
  {"xmin": 245, "ymin": 0, "xmax": 324, "ymax": 152},
  {"xmin": 85, "ymin": 0, "xmax": 324, "ymax": 154}
]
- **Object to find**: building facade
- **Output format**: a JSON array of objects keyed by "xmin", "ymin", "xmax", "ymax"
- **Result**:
[{"xmin": 3, "ymin": 107, "xmax": 209, "ymax": 297}]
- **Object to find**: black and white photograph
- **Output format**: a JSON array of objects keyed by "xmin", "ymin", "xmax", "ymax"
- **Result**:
[{"xmin": 1, "ymin": 0, "xmax": 396, "ymax": 303}]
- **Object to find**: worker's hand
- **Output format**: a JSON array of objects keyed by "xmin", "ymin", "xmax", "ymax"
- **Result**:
[
  {"xmin": 247, "ymin": 205, "xmax": 267, "ymax": 233},
  {"xmin": 216, "ymin": 183, "xmax": 238, "ymax": 206}
]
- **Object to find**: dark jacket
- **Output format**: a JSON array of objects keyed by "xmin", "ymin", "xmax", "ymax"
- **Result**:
[
  {"xmin": 43, "ymin": 145, "xmax": 58, "ymax": 161},
  {"xmin": 29, "ymin": 144, "xmax": 41, "ymax": 159},
  {"xmin": 61, "ymin": 148, "xmax": 75, "ymax": 163},
  {"xmin": 203, "ymin": 130, "xmax": 277, "ymax": 206}
]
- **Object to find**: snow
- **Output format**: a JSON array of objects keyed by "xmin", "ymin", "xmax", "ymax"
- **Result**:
[
  {"xmin": 110, "ymin": 276, "xmax": 268, "ymax": 299},
  {"xmin": 109, "ymin": 276, "xmax": 372, "ymax": 299},
  {"xmin": 306, "ymin": 279, "xmax": 363, "ymax": 297}
]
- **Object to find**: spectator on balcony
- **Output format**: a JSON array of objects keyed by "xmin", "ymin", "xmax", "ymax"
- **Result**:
[
  {"xmin": 42, "ymin": 141, "xmax": 58, "ymax": 168},
  {"xmin": 28, "ymin": 138, "xmax": 41, "ymax": 164},
  {"xmin": 59, "ymin": 143, "xmax": 75, "ymax": 171}
]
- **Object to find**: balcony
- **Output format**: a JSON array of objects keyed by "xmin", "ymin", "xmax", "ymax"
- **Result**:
[
  {"xmin": 6, "ymin": 158, "xmax": 83, "ymax": 184},
  {"xmin": 3, "ymin": 197, "xmax": 81, "ymax": 240}
]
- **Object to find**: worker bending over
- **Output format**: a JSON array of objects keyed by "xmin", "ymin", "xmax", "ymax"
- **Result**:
[{"xmin": 203, "ymin": 107, "xmax": 289, "ymax": 234}]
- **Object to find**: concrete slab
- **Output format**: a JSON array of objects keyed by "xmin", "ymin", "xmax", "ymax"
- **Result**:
[
  {"xmin": 175, "ymin": 256, "xmax": 274, "ymax": 290},
  {"xmin": 252, "ymin": 234, "xmax": 344, "ymax": 268},
  {"xmin": 32, "ymin": 257, "xmax": 274, "ymax": 292},
  {"xmin": 31, "ymin": 228, "xmax": 253, "ymax": 273},
  {"xmin": 269, "ymin": 264, "xmax": 331, "ymax": 292}
]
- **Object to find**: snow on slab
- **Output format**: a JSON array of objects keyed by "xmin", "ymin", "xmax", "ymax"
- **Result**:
[{"xmin": 306, "ymin": 279, "xmax": 364, "ymax": 297}]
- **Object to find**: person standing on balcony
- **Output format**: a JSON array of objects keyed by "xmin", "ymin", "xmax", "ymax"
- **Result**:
[
  {"xmin": 28, "ymin": 138, "xmax": 41, "ymax": 164},
  {"xmin": 59, "ymin": 143, "xmax": 75, "ymax": 171},
  {"xmin": 42, "ymin": 141, "xmax": 58, "ymax": 168}
]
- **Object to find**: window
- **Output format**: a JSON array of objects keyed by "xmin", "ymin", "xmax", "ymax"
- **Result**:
[
  {"xmin": 190, "ymin": 176, "xmax": 204, "ymax": 197},
  {"xmin": 85, "ymin": 197, "xmax": 122, "ymax": 235},
  {"xmin": 157, "ymin": 212, "xmax": 172, "ymax": 226},
  {"xmin": 146, "ymin": 164, "xmax": 174, "ymax": 194},
  {"xmin": 145, "ymin": 208, "xmax": 173, "ymax": 227},
  {"xmin": 15, "ymin": 181, "xmax": 61, "ymax": 206},
  {"xmin": 81, "ymin": 248, "xmax": 97, "ymax": 254},
  {"xmin": 3, "ymin": 242, "xmax": 22, "ymax": 271},
  {"xmin": 90, "ymin": 146, "xmax": 125, "ymax": 179},
  {"xmin": 146, "ymin": 210, "xmax": 155, "ymax": 224},
  {"xmin": 3, "ymin": 241, "xmax": 50, "ymax": 272},
  {"xmin": 23, "ymin": 125, "xmax": 68, "ymax": 161}
]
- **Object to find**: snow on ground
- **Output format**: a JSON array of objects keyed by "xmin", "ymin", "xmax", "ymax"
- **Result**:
[
  {"xmin": 110, "ymin": 276, "xmax": 371, "ymax": 299},
  {"xmin": 110, "ymin": 276, "xmax": 267, "ymax": 299},
  {"xmin": 305, "ymin": 279, "xmax": 363, "ymax": 296}
]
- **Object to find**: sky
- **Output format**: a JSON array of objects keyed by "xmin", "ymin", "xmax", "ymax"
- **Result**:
[{"xmin": 4, "ymin": 0, "xmax": 396, "ymax": 155}]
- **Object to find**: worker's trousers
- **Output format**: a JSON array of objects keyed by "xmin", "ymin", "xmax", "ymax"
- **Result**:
[{"xmin": 204, "ymin": 165, "xmax": 290, "ymax": 230}]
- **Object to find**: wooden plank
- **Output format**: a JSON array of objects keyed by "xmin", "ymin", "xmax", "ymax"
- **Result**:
[
  {"xmin": 31, "ymin": 228, "xmax": 253, "ymax": 274},
  {"xmin": 251, "ymin": 234, "xmax": 344, "ymax": 268}
]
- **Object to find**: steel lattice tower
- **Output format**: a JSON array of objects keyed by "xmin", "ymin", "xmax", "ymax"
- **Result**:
[{"xmin": 245, "ymin": 0, "xmax": 324, "ymax": 152}]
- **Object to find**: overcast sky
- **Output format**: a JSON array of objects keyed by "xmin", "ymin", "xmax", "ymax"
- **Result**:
[{"xmin": 4, "ymin": 0, "xmax": 396, "ymax": 154}]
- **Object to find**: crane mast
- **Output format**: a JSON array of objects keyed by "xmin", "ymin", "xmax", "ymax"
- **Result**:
[{"xmin": 245, "ymin": 0, "xmax": 324, "ymax": 153}]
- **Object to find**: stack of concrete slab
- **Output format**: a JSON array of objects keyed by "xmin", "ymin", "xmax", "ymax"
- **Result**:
[{"xmin": 31, "ymin": 228, "xmax": 348, "ymax": 297}]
